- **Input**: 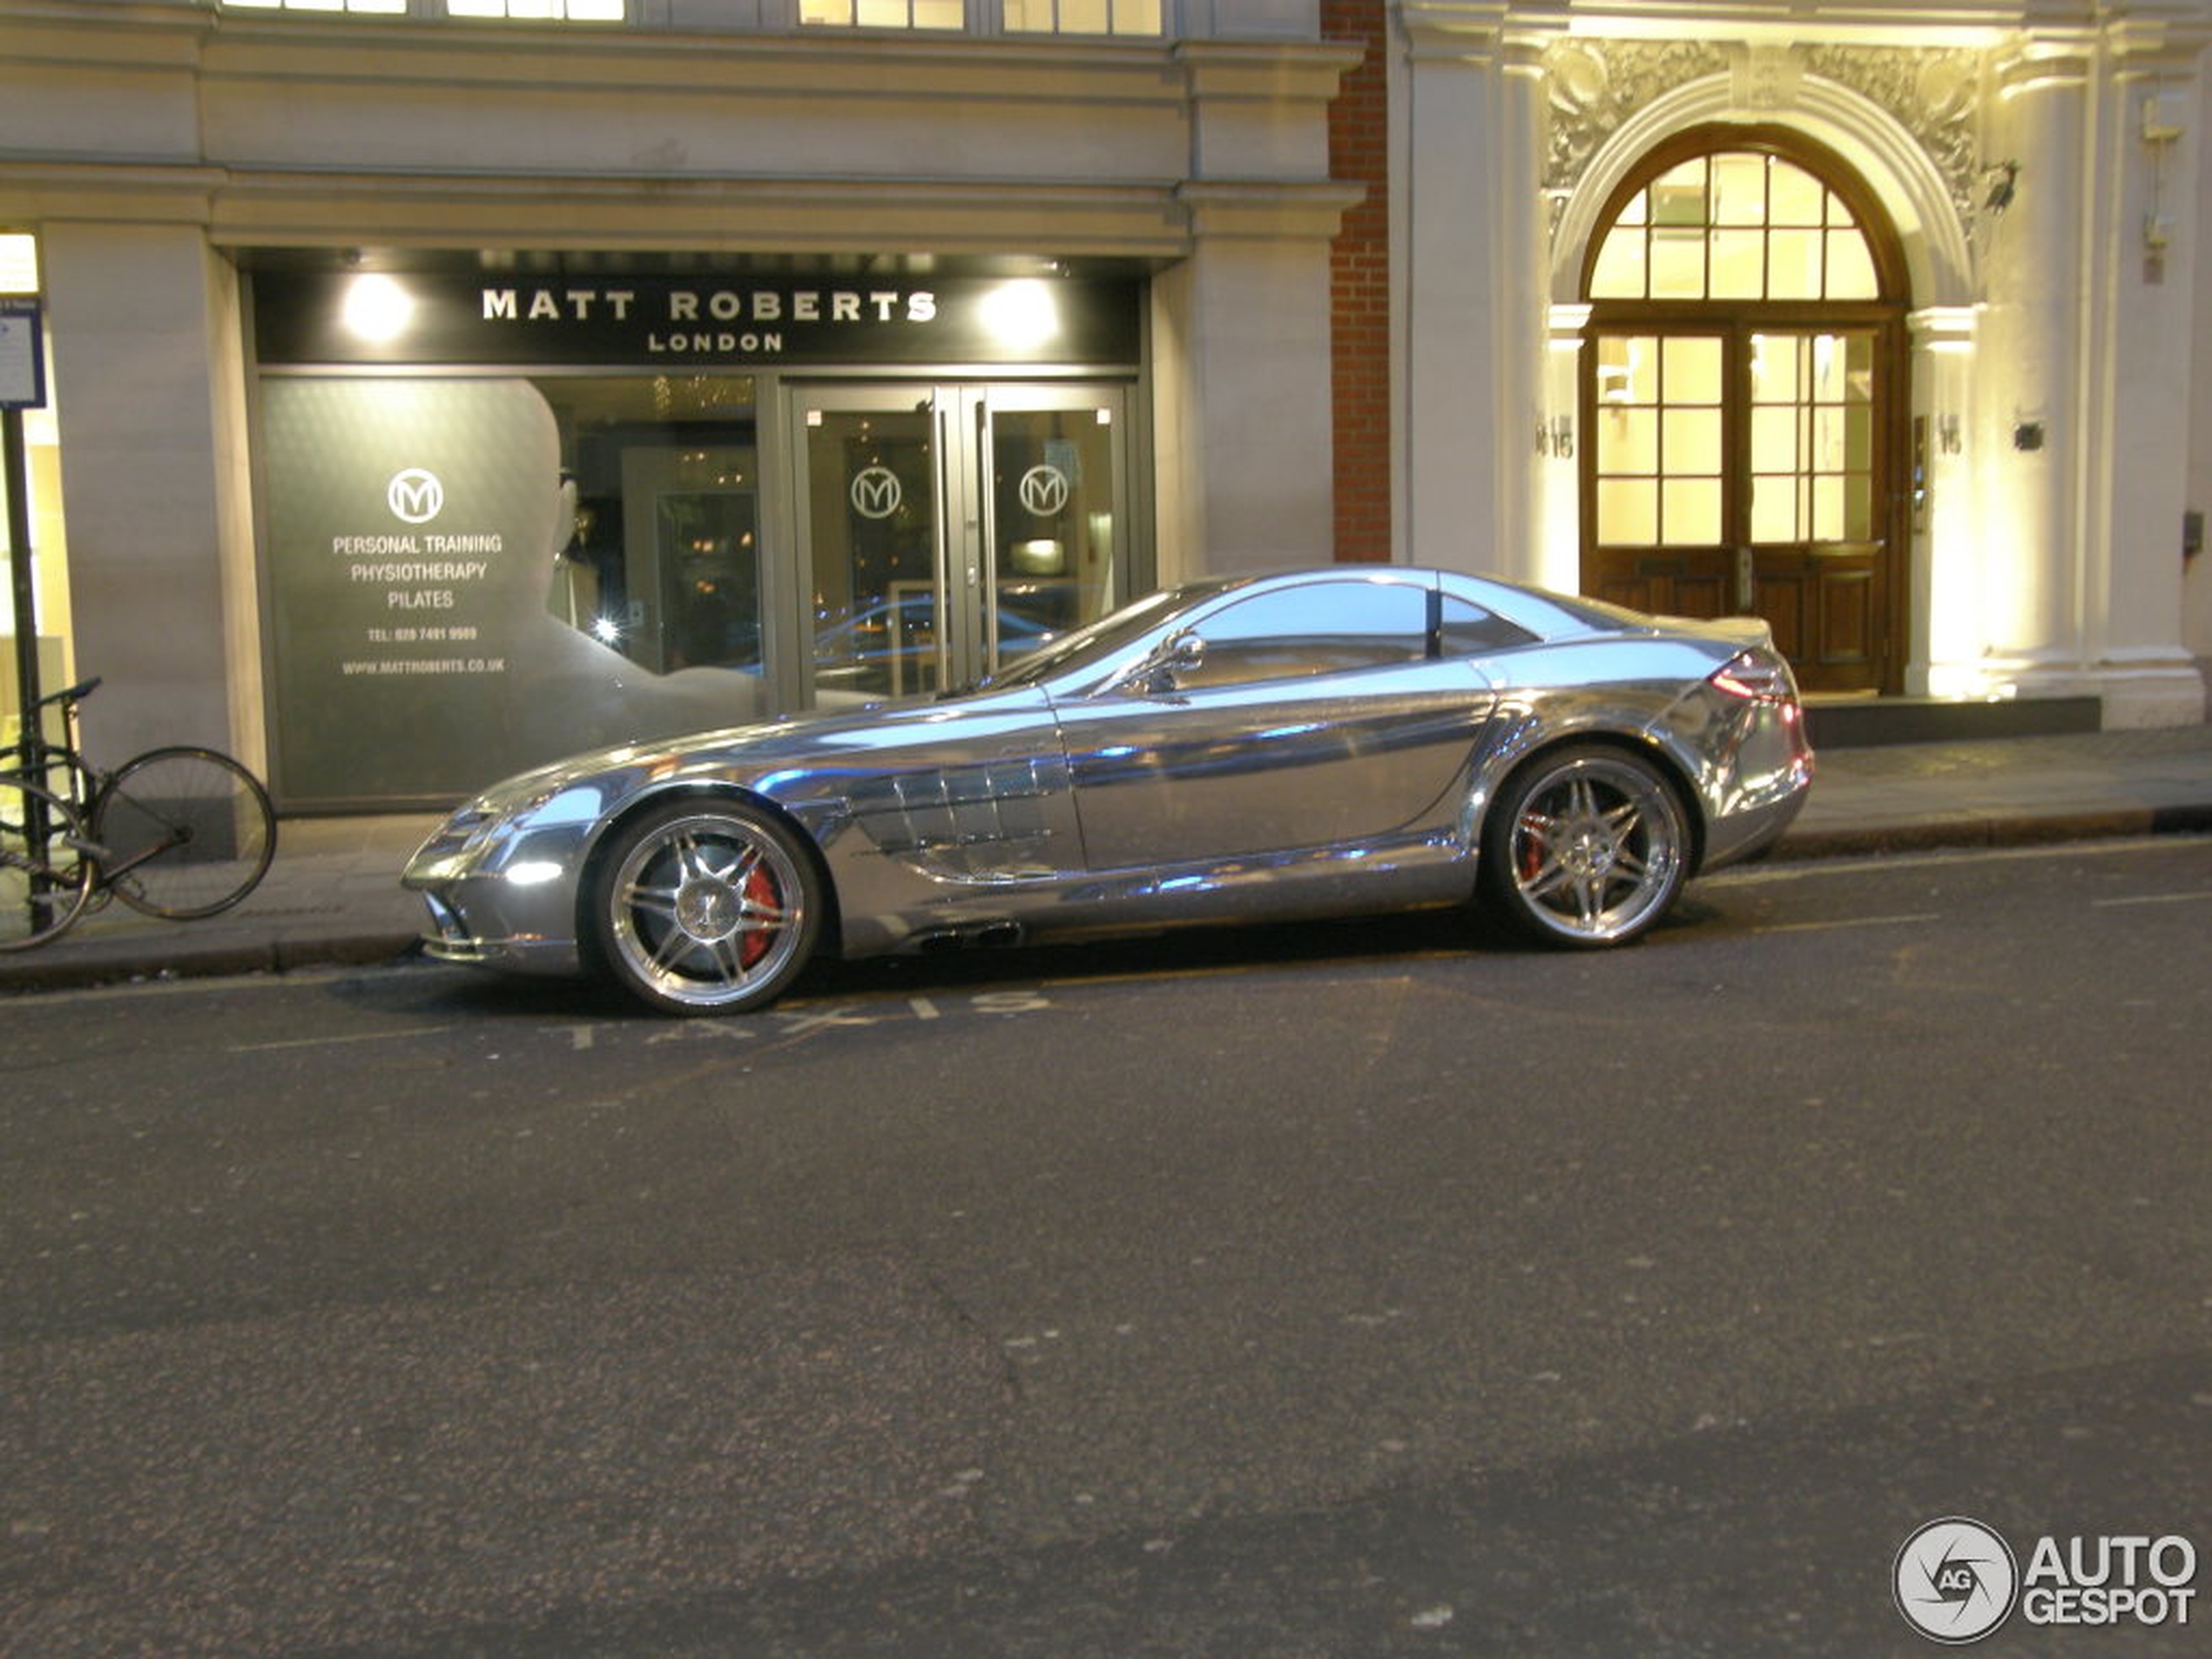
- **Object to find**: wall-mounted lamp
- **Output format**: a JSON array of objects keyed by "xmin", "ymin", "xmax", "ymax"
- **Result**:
[{"xmin": 1982, "ymin": 160, "xmax": 2020, "ymax": 215}]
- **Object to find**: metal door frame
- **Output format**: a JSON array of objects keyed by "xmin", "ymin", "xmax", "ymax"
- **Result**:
[{"xmin": 781, "ymin": 379, "xmax": 1136, "ymax": 709}]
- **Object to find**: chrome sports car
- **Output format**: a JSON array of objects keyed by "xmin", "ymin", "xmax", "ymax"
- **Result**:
[{"xmin": 404, "ymin": 568, "xmax": 1813, "ymax": 1015}]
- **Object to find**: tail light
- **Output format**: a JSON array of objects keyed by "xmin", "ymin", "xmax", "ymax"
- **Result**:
[{"xmin": 1709, "ymin": 649, "xmax": 1797, "ymax": 704}]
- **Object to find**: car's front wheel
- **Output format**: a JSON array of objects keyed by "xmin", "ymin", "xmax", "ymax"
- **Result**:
[
  {"xmin": 1480, "ymin": 745, "xmax": 1689, "ymax": 948},
  {"xmin": 592, "ymin": 799, "xmax": 822, "ymax": 1015}
]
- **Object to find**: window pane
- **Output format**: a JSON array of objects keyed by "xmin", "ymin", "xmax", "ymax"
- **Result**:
[
  {"xmin": 1589, "ymin": 227, "xmax": 1648, "ymax": 299},
  {"xmin": 799, "ymin": 0, "xmax": 851, "ymax": 18},
  {"xmin": 1189, "ymin": 581, "xmax": 1429, "ymax": 686},
  {"xmin": 1751, "ymin": 406, "xmax": 1798, "ymax": 472},
  {"xmin": 1711, "ymin": 153, "xmax": 1767, "ymax": 225},
  {"xmin": 1750, "ymin": 475, "xmax": 1798, "ymax": 543},
  {"xmin": 1598, "ymin": 408, "xmax": 1658, "ymax": 474},
  {"xmin": 1750, "ymin": 334, "xmax": 1798, "ymax": 403},
  {"xmin": 1844, "ymin": 475, "xmax": 1873, "ymax": 541},
  {"xmin": 1614, "ymin": 188, "xmax": 1650, "ymax": 227},
  {"xmin": 1767, "ymin": 228, "xmax": 1822, "ymax": 299},
  {"xmin": 1710, "ymin": 229, "xmax": 1764, "ymax": 299},
  {"xmin": 1597, "ymin": 480, "xmax": 1658, "ymax": 544},
  {"xmin": 910, "ymin": 0, "xmax": 962, "ymax": 24},
  {"xmin": 1662, "ymin": 408, "xmax": 1722, "ymax": 476},
  {"xmin": 1059, "ymin": 0, "xmax": 1108, "ymax": 30},
  {"xmin": 1649, "ymin": 234, "xmax": 1705, "ymax": 299},
  {"xmin": 1811, "ymin": 407, "xmax": 1850, "ymax": 471},
  {"xmin": 1662, "ymin": 478, "xmax": 1722, "ymax": 545},
  {"xmin": 1769, "ymin": 161, "xmax": 1824, "ymax": 225},
  {"xmin": 1662, "ymin": 336, "xmax": 1722, "ymax": 404},
  {"xmin": 1437, "ymin": 595, "xmax": 1536, "ymax": 655},
  {"xmin": 1112, "ymin": 0, "xmax": 1161, "ymax": 31},
  {"xmin": 1827, "ymin": 228, "xmax": 1878, "ymax": 298},
  {"xmin": 1812, "ymin": 475, "xmax": 1842, "ymax": 542},
  {"xmin": 1651, "ymin": 160, "xmax": 1708, "ymax": 226},
  {"xmin": 1003, "ymin": 0, "xmax": 1050, "ymax": 24},
  {"xmin": 1595, "ymin": 335, "xmax": 1652, "ymax": 406}
]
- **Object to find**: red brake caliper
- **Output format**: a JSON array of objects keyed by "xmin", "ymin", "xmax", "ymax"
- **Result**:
[{"xmin": 738, "ymin": 864, "xmax": 779, "ymax": 968}]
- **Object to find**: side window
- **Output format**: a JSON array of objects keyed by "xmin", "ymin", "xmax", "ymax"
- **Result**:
[
  {"xmin": 1184, "ymin": 581, "xmax": 1428, "ymax": 690},
  {"xmin": 1437, "ymin": 594, "xmax": 1537, "ymax": 656}
]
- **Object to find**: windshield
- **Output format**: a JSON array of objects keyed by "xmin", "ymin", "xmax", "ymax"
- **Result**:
[{"xmin": 983, "ymin": 584, "xmax": 1207, "ymax": 690}]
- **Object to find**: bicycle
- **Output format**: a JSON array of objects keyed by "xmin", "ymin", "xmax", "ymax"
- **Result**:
[{"xmin": 2, "ymin": 677, "xmax": 277, "ymax": 951}]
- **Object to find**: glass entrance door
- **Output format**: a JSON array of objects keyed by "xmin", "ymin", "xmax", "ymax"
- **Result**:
[{"xmin": 792, "ymin": 383, "xmax": 1130, "ymax": 708}]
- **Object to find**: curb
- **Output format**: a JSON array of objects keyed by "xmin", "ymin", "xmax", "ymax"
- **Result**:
[{"xmin": 3, "ymin": 805, "xmax": 2209, "ymax": 996}]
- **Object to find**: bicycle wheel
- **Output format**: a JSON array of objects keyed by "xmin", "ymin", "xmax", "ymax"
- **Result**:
[
  {"xmin": 93, "ymin": 747, "xmax": 277, "ymax": 920},
  {"xmin": 0, "ymin": 776, "xmax": 96, "ymax": 950}
]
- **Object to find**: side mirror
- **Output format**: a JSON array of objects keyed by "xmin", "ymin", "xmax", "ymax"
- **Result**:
[{"xmin": 1124, "ymin": 630, "xmax": 1204, "ymax": 697}]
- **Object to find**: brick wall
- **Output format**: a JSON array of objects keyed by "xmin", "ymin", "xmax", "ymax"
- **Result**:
[{"xmin": 1324, "ymin": 0, "xmax": 1391, "ymax": 563}]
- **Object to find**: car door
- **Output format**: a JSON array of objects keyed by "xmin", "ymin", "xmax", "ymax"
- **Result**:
[{"xmin": 1049, "ymin": 575, "xmax": 1496, "ymax": 871}]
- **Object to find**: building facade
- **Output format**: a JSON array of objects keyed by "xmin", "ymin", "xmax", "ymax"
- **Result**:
[
  {"xmin": 5, "ymin": 0, "xmax": 2210, "ymax": 816},
  {"xmin": 2, "ymin": 0, "xmax": 1356, "ymax": 806},
  {"xmin": 1391, "ymin": 0, "xmax": 2212, "ymax": 724}
]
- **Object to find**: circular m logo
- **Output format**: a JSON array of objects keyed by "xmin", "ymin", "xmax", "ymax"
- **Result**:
[
  {"xmin": 1018, "ymin": 464, "xmax": 1070, "ymax": 517},
  {"xmin": 387, "ymin": 469, "xmax": 445, "ymax": 525},
  {"xmin": 850, "ymin": 466, "xmax": 903, "ymax": 521}
]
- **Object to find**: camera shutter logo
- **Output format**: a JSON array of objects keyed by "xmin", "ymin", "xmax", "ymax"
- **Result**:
[
  {"xmin": 1895, "ymin": 1517, "xmax": 2020, "ymax": 1644},
  {"xmin": 388, "ymin": 469, "xmax": 445, "ymax": 525},
  {"xmin": 850, "ymin": 467, "xmax": 903, "ymax": 521},
  {"xmin": 1018, "ymin": 464, "xmax": 1070, "ymax": 517}
]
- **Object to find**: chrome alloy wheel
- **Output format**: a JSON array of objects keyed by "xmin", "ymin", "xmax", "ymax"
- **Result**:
[
  {"xmin": 1494, "ymin": 749, "xmax": 1687, "ymax": 946},
  {"xmin": 601, "ymin": 806, "xmax": 816, "ymax": 1013}
]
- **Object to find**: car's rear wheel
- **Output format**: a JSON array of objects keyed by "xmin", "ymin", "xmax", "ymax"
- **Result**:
[
  {"xmin": 1480, "ymin": 744, "xmax": 1689, "ymax": 948},
  {"xmin": 592, "ymin": 799, "xmax": 822, "ymax": 1015}
]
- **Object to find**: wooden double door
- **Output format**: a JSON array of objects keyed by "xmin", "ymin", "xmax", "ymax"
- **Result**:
[{"xmin": 1581, "ymin": 318, "xmax": 1905, "ymax": 693}]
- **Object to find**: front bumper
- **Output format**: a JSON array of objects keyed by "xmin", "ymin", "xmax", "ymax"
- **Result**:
[{"xmin": 413, "ymin": 883, "xmax": 584, "ymax": 978}]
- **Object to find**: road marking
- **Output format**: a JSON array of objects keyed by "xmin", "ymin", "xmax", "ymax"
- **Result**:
[
  {"xmin": 2092, "ymin": 890, "xmax": 2212, "ymax": 907},
  {"xmin": 1751, "ymin": 912, "xmax": 1942, "ymax": 935},
  {"xmin": 228, "ymin": 1023, "xmax": 454, "ymax": 1054}
]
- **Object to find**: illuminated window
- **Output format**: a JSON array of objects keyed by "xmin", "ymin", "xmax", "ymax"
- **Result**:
[
  {"xmin": 0, "ymin": 234, "xmax": 37, "ymax": 296},
  {"xmin": 1003, "ymin": 0, "xmax": 1163, "ymax": 34},
  {"xmin": 799, "ymin": 0, "xmax": 964, "ymax": 27},
  {"xmin": 1588, "ymin": 152, "xmax": 1882, "ymax": 303},
  {"xmin": 447, "ymin": 0, "xmax": 624, "ymax": 17},
  {"xmin": 221, "ymin": 0, "xmax": 409, "ymax": 12}
]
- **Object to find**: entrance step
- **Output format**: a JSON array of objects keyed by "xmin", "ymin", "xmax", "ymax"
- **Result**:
[{"xmin": 1803, "ymin": 695, "xmax": 2102, "ymax": 749}]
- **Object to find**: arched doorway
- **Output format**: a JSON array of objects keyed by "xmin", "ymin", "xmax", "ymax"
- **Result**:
[{"xmin": 1578, "ymin": 125, "xmax": 1910, "ymax": 693}]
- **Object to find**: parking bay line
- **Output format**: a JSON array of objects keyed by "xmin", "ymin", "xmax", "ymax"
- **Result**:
[
  {"xmin": 2091, "ymin": 890, "xmax": 2212, "ymax": 907},
  {"xmin": 1750, "ymin": 912, "xmax": 1943, "ymax": 935},
  {"xmin": 228, "ymin": 1024, "xmax": 455, "ymax": 1054}
]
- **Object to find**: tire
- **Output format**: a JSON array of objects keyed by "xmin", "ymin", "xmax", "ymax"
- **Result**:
[
  {"xmin": 1480, "ymin": 744, "xmax": 1690, "ymax": 948},
  {"xmin": 93, "ymin": 747, "xmax": 277, "ymax": 920},
  {"xmin": 0, "ymin": 777, "xmax": 96, "ymax": 950},
  {"xmin": 591, "ymin": 798, "xmax": 823, "ymax": 1015}
]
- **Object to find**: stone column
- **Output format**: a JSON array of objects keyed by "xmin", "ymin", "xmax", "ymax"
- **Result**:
[
  {"xmin": 41, "ymin": 222, "xmax": 262, "ymax": 765},
  {"xmin": 1396, "ymin": 2, "xmax": 1549, "ymax": 583}
]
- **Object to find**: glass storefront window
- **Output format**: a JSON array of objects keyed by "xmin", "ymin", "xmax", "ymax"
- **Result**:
[{"xmin": 260, "ymin": 374, "xmax": 771, "ymax": 806}]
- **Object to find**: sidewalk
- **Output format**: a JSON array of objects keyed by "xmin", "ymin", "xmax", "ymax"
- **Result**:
[{"xmin": 5, "ymin": 725, "xmax": 2211, "ymax": 994}]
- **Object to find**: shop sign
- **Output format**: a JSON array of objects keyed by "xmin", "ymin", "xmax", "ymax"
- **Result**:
[
  {"xmin": 0, "ymin": 300, "xmax": 44, "ymax": 410},
  {"xmin": 254, "ymin": 273, "xmax": 1143, "ymax": 369}
]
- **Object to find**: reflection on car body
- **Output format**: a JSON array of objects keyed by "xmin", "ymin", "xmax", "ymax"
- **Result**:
[{"xmin": 404, "ymin": 567, "xmax": 1815, "ymax": 1015}]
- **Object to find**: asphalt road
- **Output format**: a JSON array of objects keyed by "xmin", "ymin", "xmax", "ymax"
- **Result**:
[{"xmin": 2, "ymin": 838, "xmax": 2209, "ymax": 1657}]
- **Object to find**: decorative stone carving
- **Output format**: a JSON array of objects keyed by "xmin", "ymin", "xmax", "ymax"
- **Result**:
[
  {"xmin": 1541, "ymin": 38, "xmax": 1984, "ymax": 239},
  {"xmin": 1801, "ymin": 45, "xmax": 1982, "ymax": 232},
  {"xmin": 1541, "ymin": 39, "xmax": 1730, "ymax": 192}
]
